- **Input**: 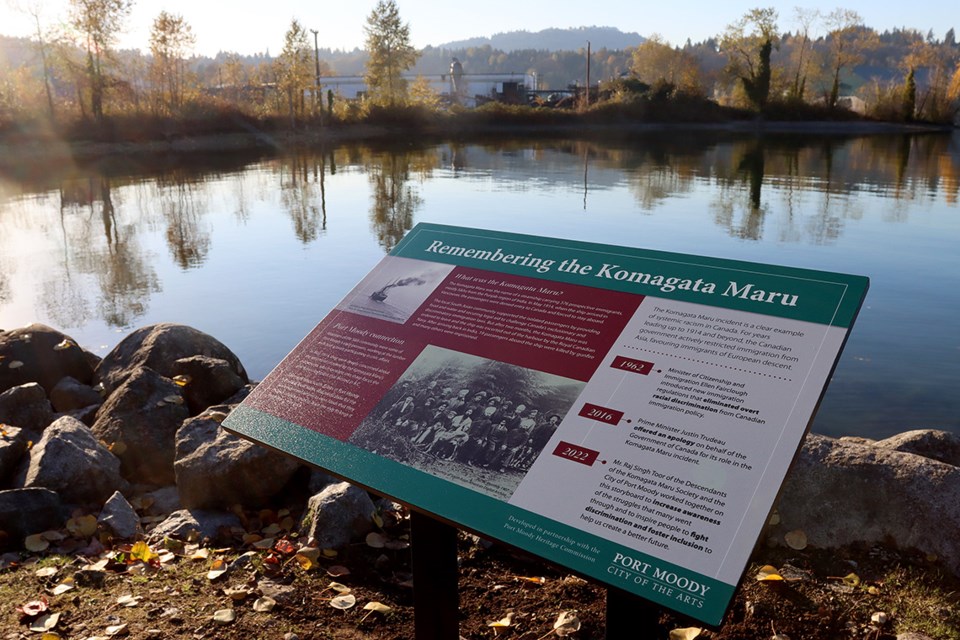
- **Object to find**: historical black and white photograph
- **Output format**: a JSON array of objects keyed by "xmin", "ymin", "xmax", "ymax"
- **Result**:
[
  {"xmin": 349, "ymin": 345, "xmax": 585, "ymax": 501},
  {"xmin": 335, "ymin": 255, "xmax": 454, "ymax": 324}
]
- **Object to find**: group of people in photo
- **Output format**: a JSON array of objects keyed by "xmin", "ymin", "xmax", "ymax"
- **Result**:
[{"xmin": 379, "ymin": 380, "xmax": 562, "ymax": 473}]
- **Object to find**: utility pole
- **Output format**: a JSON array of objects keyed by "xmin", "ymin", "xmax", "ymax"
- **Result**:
[
  {"xmin": 311, "ymin": 29, "xmax": 321, "ymax": 119},
  {"xmin": 585, "ymin": 40, "xmax": 591, "ymax": 109}
]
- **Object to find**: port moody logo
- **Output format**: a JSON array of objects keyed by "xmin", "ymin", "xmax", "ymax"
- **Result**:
[{"xmin": 608, "ymin": 552, "xmax": 709, "ymax": 608}]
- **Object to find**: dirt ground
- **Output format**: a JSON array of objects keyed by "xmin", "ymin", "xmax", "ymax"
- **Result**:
[{"xmin": 2, "ymin": 500, "xmax": 959, "ymax": 640}]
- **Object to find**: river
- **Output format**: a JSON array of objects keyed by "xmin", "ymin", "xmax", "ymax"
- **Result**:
[{"xmin": 1, "ymin": 131, "xmax": 957, "ymax": 439}]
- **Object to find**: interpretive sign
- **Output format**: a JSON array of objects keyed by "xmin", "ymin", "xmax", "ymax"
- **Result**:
[{"xmin": 223, "ymin": 223, "xmax": 868, "ymax": 625}]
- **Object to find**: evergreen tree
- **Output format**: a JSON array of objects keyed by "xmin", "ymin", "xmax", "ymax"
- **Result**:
[
  {"xmin": 903, "ymin": 67, "xmax": 916, "ymax": 121},
  {"xmin": 364, "ymin": 0, "xmax": 419, "ymax": 105}
]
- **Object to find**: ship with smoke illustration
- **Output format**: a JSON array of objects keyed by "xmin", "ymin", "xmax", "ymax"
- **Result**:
[{"xmin": 370, "ymin": 276, "xmax": 427, "ymax": 302}]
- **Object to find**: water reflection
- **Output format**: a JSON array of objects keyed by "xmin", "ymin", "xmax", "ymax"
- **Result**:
[{"xmin": 1, "ymin": 132, "xmax": 958, "ymax": 438}]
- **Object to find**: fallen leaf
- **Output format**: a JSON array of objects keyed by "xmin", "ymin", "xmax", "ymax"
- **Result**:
[
  {"xmin": 871, "ymin": 611, "xmax": 889, "ymax": 625},
  {"xmin": 129, "ymin": 541, "xmax": 157, "ymax": 563},
  {"xmin": 841, "ymin": 573, "xmax": 861, "ymax": 587},
  {"xmin": 327, "ymin": 565, "xmax": 350, "ymax": 577},
  {"xmin": 784, "ymin": 529, "xmax": 807, "ymax": 550},
  {"xmin": 28, "ymin": 612, "xmax": 60, "ymax": 632},
  {"xmin": 207, "ymin": 558, "xmax": 228, "ymax": 581},
  {"xmin": 49, "ymin": 578, "xmax": 75, "ymax": 595},
  {"xmin": 262, "ymin": 523, "xmax": 282, "ymax": 536},
  {"xmin": 363, "ymin": 601, "xmax": 393, "ymax": 614},
  {"xmin": 105, "ymin": 622, "xmax": 129, "ymax": 636},
  {"xmin": 768, "ymin": 511, "xmax": 781, "ymax": 525},
  {"xmin": 669, "ymin": 628, "xmax": 702, "ymax": 640},
  {"xmin": 171, "ymin": 375, "xmax": 191, "ymax": 386},
  {"xmin": 252, "ymin": 537, "xmax": 275, "ymax": 550},
  {"xmin": 360, "ymin": 600, "xmax": 393, "ymax": 623},
  {"xmin": 116, "ymin": 594, "xmax": 140, "ymax": 607},
  {"xmin": 321, "ymin": 548, "xmax": 338, "ymax": 558},
  {"xmin": 553, "ymin": 611, "xmax": 581, "ymax": 636},
  {"xmin": 365, "ymin": 532, "xmax": 387, "ymax": 548},
  {"xmin": 35, "ymin": 566, "xmax": 59, "ymax": 578},
  {"xmin": 162, "ymin": 394, "xmax": 184, "ymax": 405},
  {"xmin": 517, "ymin": 575, "xmax": 546, "ymax": 585},
  {"xmin": 755, "ymin": 565, "xmax": 784, "ymax": 582},
  {"xmin": 224, "ymin": 586, "xmax": 253, "ymax": 600},
  {"xmin": 295, "ymin": 548, "xmax": 321, "ymax": 570},
  {"xmin": 330, "ymin": 594, "xmax": 357, "ymax": 610},
  {"xmin": 274, "ymin": 538, "xmax": 296, "ymax": 554},
  {"xmin": 488, "ymin": 612, "xmax": 515, "ymax": 627},
  {"xmin": 18, "ymin": 597, "xmax": 49, "ymax": 617},
  {"xmin": 213, "ymin": 609, "xmax": 236, "ymax": 624},
  {"xmin": 8, "ymin": 360, "xmax": 24, "ymax": 369},
  {"xmin": 67, "ymin": 515, "xmax": 97, "ymax": 538},
  {"xmin": 327, "ymin": 581, "xmax": 352, "ymax": 594},
  {"xmin": 253, "ymin": 596, "xmax": 277, "ymax": 612},
  {"xmin": 53, "ymin": 339, "xmax": 76, "ymax": 351},
  {"xmin": 25, "ymin": 533, "xmax": 50, "ymax": 552}
]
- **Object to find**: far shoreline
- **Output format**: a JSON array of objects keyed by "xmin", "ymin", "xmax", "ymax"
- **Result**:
[{"xmin": 2, "ymin": 118, "xmax": 954, "ymax": 163}]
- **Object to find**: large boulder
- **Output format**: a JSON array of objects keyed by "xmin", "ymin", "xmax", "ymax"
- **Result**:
[
  {"xmin": 775, "ymin": 433, "xmax": 960, "ymax": 576},
  {"xmin": 0, "ymin": 488, "xmax": 63, "ymax": 546},
  {"xmin": 0, "ymin": 383, "xmax": 55, "ymax": 432},
  {"xmin": 91, "ymin": 367, "xmax": 190, "ymax": 485},
  {"xmin": 0, "ymin": 425, "xmax": 32, "ymax": 486},
  {"xmin": 174, "ymin": 406, "xmax": 300, "ymax": 509},
  {"xmin": 17, "ymin": 416, "xmax": 129, "ymax": 506},
  {"xmin": 94, "ymin": 324, "xmax": 248, "ymax": 398},
  {"xmin": 299, "ymin": 482, "xmax": 376, "ymax": 549},
  {"xmin": 50, "ymin": 376, "xmax": 104, "ymax": 414},
  {"xmin": 0, "ymin": 324, "xmax": 97, "ymax": 395},
  {"xmin": 874, "ymin": 429, "xmax": 960, "ymax": 468},
  {"xmin": 171, "ymin": 356, "xmax": 246, "ymax": 415}
]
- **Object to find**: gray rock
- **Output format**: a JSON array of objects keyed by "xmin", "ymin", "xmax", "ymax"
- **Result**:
[
  {"xmin": 171, "ymin": 356, "xmax": 246, "ymax": 415},
  {"xmin": 50, "ymin": 376, "xmax": 103, "ymax": 413},
  {"xmin": 147, "ymin": 508, "xmax": 242, "ymax": 544},
  {"xmin": 91, "ymin": 367, "xmax": 190, "ymax": 485},
  {"xmin": 98, "ymin": 491, "xmax": 142, "ymax": 540},
  {"xmin": 18, "ymin": 416, "xmax": 129, "ymax": 505},
  {"xmin": 874, "ymin": 429, "xmax": 960, "ymax": 468},
  {"xmin": 94, "ymin": 324, "xmax": 247, "ymax": 397},
  {"xmin": 141, "ymin": 486, "xmax": 182, "ymax": 517},
  {"xmin": 307, "ymin": 469, "xmax": 339, "ymax": 495},
  {"xmin": 776, "ymin": 433, "xmax": 960, "ymax": 576},
  {"xmin": 0, "ymin": 383, "xmax": 54, "ymax": 432},
  {"xmin": 174, "ymin": 408, "xmax": 300, "ymax": 510},
  {"xmin": 0, "ymin": 324, "xmax": 98, "ymax": 395},
  {"xmin": 299, "ymin": 482, "xmax": 375, "ymax": 549},
  {"xmin": 0, "ymin": 425, "xmax": 31, "ymax": 485},
  {"xmin": 0, "ymin": 488, "xmax": 63, "ymax": 544}
]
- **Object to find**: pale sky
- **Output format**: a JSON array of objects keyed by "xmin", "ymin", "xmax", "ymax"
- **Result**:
[{"xmin": 1, "ymin": 0, "xmax": 957, "ymax": 57}]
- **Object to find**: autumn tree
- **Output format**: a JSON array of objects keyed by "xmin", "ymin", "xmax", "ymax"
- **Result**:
[
  {"xmin": 364, "ymin": 0, "xmax": 419, "ymax": 105},
  {"xmin": 720, "ymin": 7, "xmax": 779, "ymax": 110},
  {"xmin": 787, "ymin": 7, "xmax": 819, "ymax": 100},
  {"xmin": 148, "ymin": 11, "xmax": 195, "ymax": 114},
  {"xmin": 69, "ymin": 0, "xmax": 134, "ymax": 122},
  {"xmin": 823, "ymin": 9, "xmax": 876, "ymax": 107},
  {"xmin": 276, "ymin": 19, "xmax": 314, "ymax": 125},
  {"xmin": 629, "ymin": 35, "xmax": 706, "ymax": 95}
]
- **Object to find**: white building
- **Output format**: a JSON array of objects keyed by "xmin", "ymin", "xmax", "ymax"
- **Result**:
[{"xmin": 318, "ymin": 72, "xmax": 536, "ymax": 107}]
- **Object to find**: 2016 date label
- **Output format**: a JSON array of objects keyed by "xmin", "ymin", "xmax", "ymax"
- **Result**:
[{"xmin": 578, "ymin": 403, "xmax": 624, "ymax": 425}]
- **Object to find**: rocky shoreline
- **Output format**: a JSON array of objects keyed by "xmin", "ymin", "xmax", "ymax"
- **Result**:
[{"xmin": 2, "ymin": 322, "xmax": 959, "ymax": 578}]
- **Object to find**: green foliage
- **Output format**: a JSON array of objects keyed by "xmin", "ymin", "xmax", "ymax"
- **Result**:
[{"xmin": 902, "ymin": 68, "xmax": 917, "ymax": 121}]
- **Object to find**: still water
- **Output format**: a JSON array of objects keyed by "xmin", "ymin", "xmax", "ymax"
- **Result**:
[{"xmin": 1, "ymin": 133, "xmax": 958, "ymax": 439}]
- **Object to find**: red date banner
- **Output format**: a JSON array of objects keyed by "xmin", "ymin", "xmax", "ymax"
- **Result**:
[
  {"xmin": 578, "ymin": 403, "xmax": 624, "ymax": 425},
  {"xmin": 552, "ymin": 441, "xmax": 600, "ymax": 466},
  {"xmin": 610, "ymin": 355, "xmax": 654, "ymax": 376}
]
